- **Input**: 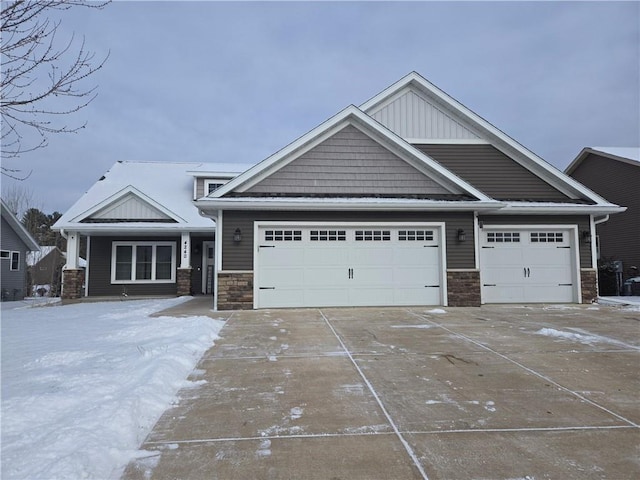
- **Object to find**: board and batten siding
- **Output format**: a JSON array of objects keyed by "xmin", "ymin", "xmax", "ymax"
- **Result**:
[
  {"xmin": 370, "ymin": 89, "xmax": 481, "ymax": 140},
  {"xmin": 416, "ymin": 144, "xmax": 571, "ymax": 202},
  {"xmin": 88, "ymin": 236, "xmax": 180, "ymax": 296},
  {"xmin": 222, "ymin": 211, "xmax": 475, "ymax": 271},
  {"xmin": 478, "ymin": 215, "xmax": 592, "ymax": 268},
  {"xmin": 244, "ymin": 125, "xmax": 453, "ymax": 196}
]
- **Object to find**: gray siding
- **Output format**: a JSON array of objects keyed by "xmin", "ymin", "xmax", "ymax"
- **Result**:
[
  {"xmin": 88, "ymin": 236, "xmax": 180, "ymax": 296},
  {"xmin": 568, "ymin": 153, "xmax": 639, "ymax": 278},
  {"xmin": 222, "ymin": 211, "xmax": 475, "ymax": 271},
  {"xmin": 478, "ymin": 215, "xmax": 592, "ymax": 268},
  {"xmin": 245, "ymin": 125, "xmax": 452, "ymax": 196},
  {"xmin": 1, "ymin": 216, "xmax": 29, "ymax": 299},
  {"xmin": 415, "ymin": 144, "xmax": 571, "ymax": 202}
]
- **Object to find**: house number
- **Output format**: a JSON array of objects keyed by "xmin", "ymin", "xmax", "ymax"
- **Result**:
[{"xmin": 183, "ymin": 241, "xmax": 188, "ymax": 259}]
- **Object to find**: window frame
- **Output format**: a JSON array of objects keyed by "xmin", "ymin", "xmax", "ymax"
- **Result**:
[
  {"xmin": 110, "ymin": 241, "xmax": 177, "ymax": 284},
  {"xmin": 10, "ymin": 251, "xmax": 20, "ymax": 271},
  {"xmin": 204, "ymin": 179, "xmax": 229, "ymax": 195},
  {"xmin": 0, "ymin": 250, "xmax": 9, "ymax": 260}
]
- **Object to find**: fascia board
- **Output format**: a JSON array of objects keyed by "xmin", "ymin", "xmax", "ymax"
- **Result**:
[
  {"xmin": 361, "ymin": 72, "xmax": 611, "ymax": 205},
  {"xmin": 52, "ymin": 223, "xmax": 215, "ymax": 235},
  {"xmin": 212, "ymin": 105, "xmax": 491, "ymax": 201},
  {"xmin": 70, "ymin": 185, "xmax": 187, "ymax": 224},
  {"xmin": 195, "ymin": 197, "xmax": 504, "ymax": 213},
  {"xmin": 495, "ymin": 202, "xmax": 627, "ymax": 215}
]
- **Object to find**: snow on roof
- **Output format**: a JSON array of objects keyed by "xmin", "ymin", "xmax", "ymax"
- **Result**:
[
  {"xmin": 590, "ymin": 147, "xmax": 640, "ymax": 163},
  {"xmin": 26, "ymin": 246, "xmax": 58, "ymax": 266},
  {"xmin": 54, "ymin": 161, "xmax": 249, "ymax": 231}
]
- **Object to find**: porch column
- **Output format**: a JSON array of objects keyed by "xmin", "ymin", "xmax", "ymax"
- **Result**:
[
  {"xmin": 177, "ymin": 232, "xmax": 193, "ymax": 296},
  {"xmin": 62, "ymin": 231, "xmax": 84, "ymax": 300}
]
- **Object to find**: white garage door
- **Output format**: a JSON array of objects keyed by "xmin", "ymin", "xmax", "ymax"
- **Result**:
[
  {"xmin": 480, "ymin": 227, "xmax": 578, "ymax": 303},
  {"xmin": 255, "ymin": 224, "xmax": 444, "ymax": 308}
]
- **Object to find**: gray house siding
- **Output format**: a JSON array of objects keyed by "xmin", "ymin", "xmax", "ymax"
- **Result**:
[
  {"xmin": 88, "ymin": 236, "xmax": 180, "ymax": 296},
  {"xmin": 222, "ymin": 210, "xmax": 475, "ymax": 271},
  {"xmin": 415, "ymin": 144, "xmax": 571, "ymax": 202},
  {"xmin": 1, "ymin": 216, "xmax": 30, "ymax": 299},
  {"xmin": 245, "ymin": 125, "xmax": 453, "ymax": 196},
  {"xmin": 477, "ymin": 215, "xmax": 592, "ymax": 269},
  {"xmin": 567, "ymin": 153, "xmax": 639, "ymax": 280}
]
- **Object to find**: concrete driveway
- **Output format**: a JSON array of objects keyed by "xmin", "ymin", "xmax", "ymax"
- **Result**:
[{"xmin": 123, "ymin": 304, "xmax": 640, "ymax": 480}]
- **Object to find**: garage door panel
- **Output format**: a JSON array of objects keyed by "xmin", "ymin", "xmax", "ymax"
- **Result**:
[
  {"xmin": 480, "ymin": 228, "xmax": 577, "ymax": 304},
  {"xmin": 256, "ymin": 225, "xmax": 443, "ymax": 308}
]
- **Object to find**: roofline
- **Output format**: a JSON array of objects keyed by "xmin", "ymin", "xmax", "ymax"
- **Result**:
[
  {"xmin": 565, "ymin": 147, "xmax": 640, "ymax": 175},
  {"xmin": 51, "ymin": 223, "xmax": 215, "ymax": 235},
  {"xmin": 195, "ymin": 197, "xmax": 504, "ymax": 213},
  {"xmin": 210, "ymin": 105, "xmax": 492, "ymax": 202},
  {"xmin": 0, "ymin": 199, "xmax": 40, "ymax": 251},
  {"xmin": 360, "ymin": 72, "xmax": 614, "ymax": 206},
  {"xmin": 494, "ymin": 202, "xmax": 626, "ymax": 216}
]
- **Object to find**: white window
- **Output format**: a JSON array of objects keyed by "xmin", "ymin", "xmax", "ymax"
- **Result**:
[
  {"xmin": 0, "ymin": 250, "xmax": 9, "ymax": 259},
  {"xmin": 10, "ymin": 251, "xmax": 20, "ymax": 271},
  {"xmin": 205, "ymin": 179, "xmax": 229, "ymax": 195},
  {"xmin": 111, "ymin": 242, "xmax": 176, "ymax": 283}
]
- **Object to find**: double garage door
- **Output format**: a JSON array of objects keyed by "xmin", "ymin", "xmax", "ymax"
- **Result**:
[
  {"xmin": 480, "ymin": 227, "xmax": 579, "ymax": 303},
  {"xmin": 255, "ymin": 223, "xmax": 445, "ymax": 308}
]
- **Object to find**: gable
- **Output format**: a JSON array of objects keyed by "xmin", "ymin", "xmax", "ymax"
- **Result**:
[
  {"xmin": 369, "ymin": 88, "xmax": 481, "ymax": 141},
  {"xmin": 416, "ymin": 144, "xmax": 573, "ymax": 202},
  {"xmin": 81, "ymin": 191, "xmax": 178, "ymax": 223},
  {"xmin": 243, "ymin": 125, "xmax": 461, "ymax": 197}
]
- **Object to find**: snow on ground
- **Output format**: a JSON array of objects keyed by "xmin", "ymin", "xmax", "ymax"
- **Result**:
[
  {"xmin": 535, "ymin": 327, "xmax": 639, "ymax": 350},
  {"xmin": 1, "ymin": 297, "xmax": 225, "ymax": 480}
]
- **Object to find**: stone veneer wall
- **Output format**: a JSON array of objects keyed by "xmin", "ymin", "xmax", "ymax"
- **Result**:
[
  {"xmin": 447, "ymin": 269, "xmax": 481, "ymax": 307},
  {"xmin": 218, "ymin": 272, "xmax": 254, "ymax": 310},
  {"xmin": 177, "ymin": 268, "xmax": 193, "ymax": 296},
  {"xmin": 62, "ymin": 269, "xmax": 85, "ymax": 301},
  {"xmin": 581, "ymin": 268, "xmax": 598, "ymax": 304}
]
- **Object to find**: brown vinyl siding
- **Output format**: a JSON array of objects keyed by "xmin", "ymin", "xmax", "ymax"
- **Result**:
[
  {"xmin": 245, "ymin": 125, "xmax": 452, "ymax": 196},
  {"xmin": 222, "ymin": 211, "xmax": 475, "ymax": 271},
  {"xmin": 568, "ymin": 153, "xmax": 639, "ymax": 279},
  {"xmin": 88, "ymin": 236, "xmax": 180, "ymax": 296},
  {"xmin": 415, "ymin": 144, "xmax": 571, "ymax": 202},
  {"xmin": 478, "ymin": 215, "xmax": 592, "ymax": 268}
]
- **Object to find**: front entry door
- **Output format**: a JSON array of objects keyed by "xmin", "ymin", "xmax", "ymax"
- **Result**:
[{"xmin": 202, "ymin": 241, "xmax": 215, "ymax": 294}]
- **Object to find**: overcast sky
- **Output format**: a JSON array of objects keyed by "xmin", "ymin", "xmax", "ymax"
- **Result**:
[{"xmin": 2, "ymin": 0, "xmax": 639, "ymax": 214}]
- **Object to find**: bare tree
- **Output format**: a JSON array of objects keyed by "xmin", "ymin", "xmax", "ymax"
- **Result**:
[
  {"xmin": 1, "ymin": 0, "xmax": 109, "ymax": 175},
  {"xmin": 1, "ymin": 182, "xmax": 38, "ymax": 217}
]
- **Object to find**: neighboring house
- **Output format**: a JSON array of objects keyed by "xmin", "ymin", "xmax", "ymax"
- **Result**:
[
  {"xmin": 565, "ymin": 147, "xmax": 640, "ymax": 293},
  {"xmin": 1, "ymin": 199, "xmax": 40, "ymax": 301},
  {"xmin": 26, "ymin": 246, "xmax": 87, "ymax": 296},
  {"xmin": 55, "ymin": 72, "xmax": 624, "ymax": 308}
]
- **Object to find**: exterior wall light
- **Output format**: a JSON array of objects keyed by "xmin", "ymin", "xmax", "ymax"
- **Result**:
[
  {"xmin": 457, "ymin": 229, "xmax": 466, "ymax": 242},
  {"xmin": 233, "ymin": 228, "xmax": 242, "ymax": 243},
  {"xmin": 582, "ymin": 230, "xmax": 591, "ymax": 244}
]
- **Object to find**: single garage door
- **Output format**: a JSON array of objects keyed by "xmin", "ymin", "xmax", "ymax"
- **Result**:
[
  {"xmin": 255, "ymin": 224, "xmax": 444, "ymax": 308},
  {"xmin": 480, "ymin": 227, "xmax": 578, "ymax": 303}
]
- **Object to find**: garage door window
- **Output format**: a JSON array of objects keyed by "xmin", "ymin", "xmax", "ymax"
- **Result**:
[
  {"xmin": 310, "ymin": 230, "xmax": 346, "ymax": 241},
  {"xmin": 264, "ymin": 230, "xmax": 302, "ymax": 241},
  {"xmin": 399, "ymin": 230, "xmax": 433, "ymax": 241},
  {"xmin": 355, "ymin": 230, "xmax": 391, "ymax": 241},
  {"xmin": 487, "ymin": 232, "xmax": 520, "ymax": 243},
  {"xmin": 530, "ymin": 232, "xmax": 563, "ymax": 243}
]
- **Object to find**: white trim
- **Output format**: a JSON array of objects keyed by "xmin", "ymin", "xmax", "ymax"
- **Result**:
[
  {"xmin": 204, "ymin": 179, "xmax": 230, "ymax": 196},
  {"xmin": 85, "ymin": 236, "xmax": 91, "ymax": 297},
  {"xmin": 10, "ymin": 251, "xmax": 20, "ymax": 271},
  {"xmin": 180, "ymin": 232, "xmax": 191, "ymax": 269},
  {"xmin": 197, "ymin": 197, "xmax": 503, "ymax": 213},
  {"xmin": 201, "ymin": 240, "xmax": 215, "ymax": 295},
  {"xmin": 589, "ymin": 215, "xmax": 597, "ymax": 270},
  {"xmin": 492, "ymin": 202, "xmax": 625, "ymax": 215},
  {"xmin": 71, "ymin": 185, "xmax": 186, "ymax": 224},
  {"xmin": 214, "ymin": 210, "xmax": 222, "ymax": 310},
  {"xmin": 0, "ymin": 250, "xmax": 9, "ymax": 259},
  {"xmin": 110, "ymin": 241, "xmax": 177, "ymax": 284},
  {"xmin": 404, "ymin": 138, "xmax": 490, "ymax": 145},
  {"xmin": 473, "ymin": 212, "xmax": 480, "ymax": 270},
  {"xmin": 479, "ymin": 224, "xmax": 581, "ymax": 304},
  {"xmin": 253, "ymin": 221, "xmax": 448, "ymax": 308}
]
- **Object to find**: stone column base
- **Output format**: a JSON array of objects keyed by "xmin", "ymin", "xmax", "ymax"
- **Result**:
[
  {"xmin": 62, "ymin": 269, "xmax": 84, "ymax": 301},
  {"xmin": 581, "ymin": 268, "xmax": 598, "ymax": 304},
  {"xmin": 218, "ymin": 271, "xmax": 253, "ymax": 310},
  {"xmin": 177, "ymin": 268, "xmax": 193, "ymax": 296},
  {"xmin": 447, "ymin": 269, "xmax": 481, "ymax": 307}
]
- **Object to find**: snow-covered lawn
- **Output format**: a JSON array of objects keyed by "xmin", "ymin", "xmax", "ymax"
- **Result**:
[{"xmin": 1, "ymin": 297, "xmax": 225, "ymax": 480}]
